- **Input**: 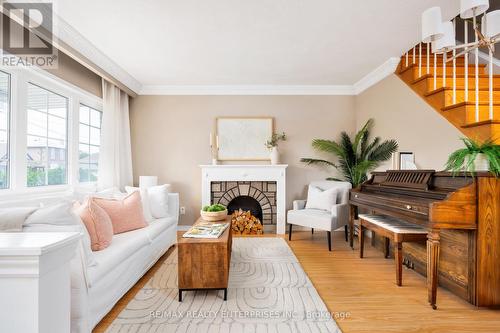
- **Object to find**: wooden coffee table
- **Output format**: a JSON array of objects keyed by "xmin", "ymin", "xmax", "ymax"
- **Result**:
[{"xmin": 177, "ymin": 216, "xmax": 232, "ymax": 302}]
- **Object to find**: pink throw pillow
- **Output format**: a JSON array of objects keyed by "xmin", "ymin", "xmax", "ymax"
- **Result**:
[
  {"xmin": 93, "ymin": 191, "xmax": 147, "ymax": 234},
  {"xmin": 74, "ymin": 198, "xmax": 113, "ymax": 251}
]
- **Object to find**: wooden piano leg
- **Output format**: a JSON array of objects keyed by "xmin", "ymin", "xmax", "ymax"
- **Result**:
[
  {"xmin": 349, "ymin": 205, "xmax": 356, "ymax": 249},
  {"xmin": 427, "ymin": 229, "xmax": 440, "ymax": 310},
  {"xmin": 384, "ymin": 237, "xmax": 390, "ymax": 258},
  {"xmin": 394, "ymin": 241, "xmax": 403, "ymax": 286},
  {"xmin": 359, "ymin": 224, "xmax": 365, "ymax": 258}
]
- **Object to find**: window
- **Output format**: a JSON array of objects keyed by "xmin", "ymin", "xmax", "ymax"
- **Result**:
[
  {"xmin": 0, "ymin": 71, "xmax": 10, "ymax": 189},
  {"xmin": 26, "ymin": 83, "xmax": 68, "ymax": 187},
  {"xmin": 79, "ymin": 104, "xmax": 101, "ymax": 182}
]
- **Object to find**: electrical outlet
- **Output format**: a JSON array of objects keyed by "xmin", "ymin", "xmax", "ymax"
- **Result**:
[{"xmin": 180, "ymin": 207, "xmax": 186, "ymax": 215}]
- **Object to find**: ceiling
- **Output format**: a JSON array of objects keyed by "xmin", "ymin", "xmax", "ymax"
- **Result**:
[{"xmin": 51, "ymin": 0, "xmax": 460, "ymax": 90}]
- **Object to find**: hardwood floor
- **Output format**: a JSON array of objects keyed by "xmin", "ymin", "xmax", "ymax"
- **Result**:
[{"xmin": 94, "ymin": 230, "xmax": 500, "ymax": 333}]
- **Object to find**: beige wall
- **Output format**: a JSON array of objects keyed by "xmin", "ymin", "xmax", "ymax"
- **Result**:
[
  {"xmin": 130, "ymin": 75, "xmax": 466, "ymax": 226},
  {"xmin": 355, "ymin": 74, "xmax": 463, "ymax": 171},
  {"xmin": 130, "ymin": 95, "xmax": 355, "ymax": 225}
]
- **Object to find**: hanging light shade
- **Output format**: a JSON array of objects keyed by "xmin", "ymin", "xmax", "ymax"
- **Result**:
[
  {"xmin": 432, "ymin": 21, "xmax": 456, "ymax": 53},
  {"xmin": 460, "ymin": 0, "xmax": 489, "ymax": 19},
  {"xmin": 483, "ymin": 10, "xmax": 500, "ymax": 39},
  {"xmin": 422, "ymin": 7, "xmax": 444, "ymax": 43}
]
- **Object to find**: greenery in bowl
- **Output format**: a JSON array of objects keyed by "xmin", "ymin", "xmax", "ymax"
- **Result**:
[
  {"xmin": 444, "ymin": 138, "xmax": 500, "ymax": 176},
  {"xmin": 202, "ymin": 204, "xmax": 227, "ymax": 212}
]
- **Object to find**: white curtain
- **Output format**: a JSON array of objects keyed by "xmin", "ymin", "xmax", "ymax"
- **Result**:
[{"xmin": 97, "ymin": 80, "xmax": 133, "ymax": 190}]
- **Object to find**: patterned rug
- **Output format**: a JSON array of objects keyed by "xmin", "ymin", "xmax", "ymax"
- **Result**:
[{"xmin": 105, "ymin": 238, "xmax": 341, "ymax": 332}]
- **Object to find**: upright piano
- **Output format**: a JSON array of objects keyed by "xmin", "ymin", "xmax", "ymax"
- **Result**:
[{"xmin": 349, "ymin": 170, "xmax": 500, "ymax": 309}]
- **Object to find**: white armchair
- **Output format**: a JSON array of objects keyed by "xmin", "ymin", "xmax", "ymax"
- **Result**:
[{"xmin": 287, "ymin": 180, "xmax": 352, "ymax": 251}]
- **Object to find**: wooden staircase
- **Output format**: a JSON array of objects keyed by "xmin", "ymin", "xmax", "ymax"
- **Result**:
[{"xmin": 396, "ymin": 46, "xmax": 500, "ymax": 144}]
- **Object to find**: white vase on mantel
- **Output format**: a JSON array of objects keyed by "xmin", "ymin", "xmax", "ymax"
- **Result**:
[
  {"xmin": 473, "ymin": 153, "xmax": 489, "ymax": 171},
  {"xmin": 270, "ymin": 147, "xmax": 280, "ymax": 165}
]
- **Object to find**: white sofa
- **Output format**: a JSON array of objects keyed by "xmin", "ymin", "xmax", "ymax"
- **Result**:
[{"xmin": 0, "ymin": 190, "xmax": 179, "ymax": 333}]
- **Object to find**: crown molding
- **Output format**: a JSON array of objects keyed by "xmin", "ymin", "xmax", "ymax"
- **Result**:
[
  {"xmin": 52, "ymin": 15, "xmax": 142, "ymax": 96},
  {"xmin": 140, "ymin": 58, "xmax": 399, "ymax": 96},
  {"xmin": 352, "ymin": 57, "xmax": 400, "ymax": 95},
  {"xmin": 140, "ymin": 85, "xmax": 356, "ymax": 95},
  {"xmin": 1, "ymin": 2, "xmax": 143, "ymax": 96}
]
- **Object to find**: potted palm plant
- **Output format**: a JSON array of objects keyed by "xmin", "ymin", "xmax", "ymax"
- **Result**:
[
  {"xmin": 301, "ymin": 119, "xmax": 398, "ymax": 187},
  {"xmin": 444, "ymin": 138, "xmax": 500, "ymax": 176}
]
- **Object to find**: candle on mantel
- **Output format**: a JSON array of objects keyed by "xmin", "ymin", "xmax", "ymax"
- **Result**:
[
  {"xmin": 216, "ymin": 135, "xmax": 219, "ymax": 149},
  {"xmin": 209, "ymin": 132, "xmax": 213, "ymax": 147}
]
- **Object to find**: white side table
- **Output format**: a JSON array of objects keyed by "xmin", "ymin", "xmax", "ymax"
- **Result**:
[{"xmin": 0, "ymin": 232, "xmax": 80, "ymax": 333}]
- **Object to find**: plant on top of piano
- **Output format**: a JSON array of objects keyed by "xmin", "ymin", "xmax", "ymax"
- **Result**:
[
  {"xmin": 300, "ymin": 119, "xmax": 398, "ymax": 187},
  {"xmin": 445, "ymin": 138, "xmax": 500, "ymax": 177}
]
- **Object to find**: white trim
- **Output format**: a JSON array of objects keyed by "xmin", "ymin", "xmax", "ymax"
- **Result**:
[
  {"xmin": 0, "ymin": 1, "xmax": 142, "ymax": 96},
  {"xmin": 0, "ymin": 64, "xmax": 103, "ymax": 195},
  {"xmin": 139, "ymin": 58, "xmax": 400, "ymax": 96},
  {"xmin": 352, "ymin": 57, "xmax": 400, "ymax": 94},
  {"xmin": 140, "ymin": 85, "xmax": 356, "ymax": 96},
  {"xmin": 52, "ymin": 15, "xmax": 142, "ymax": 95}
]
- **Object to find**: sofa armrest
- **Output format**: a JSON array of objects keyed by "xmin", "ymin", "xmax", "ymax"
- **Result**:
[
  {"xmin": 331, "ymin": 203, "xmax": 349, "ymax": 228},
  {"xmin": 293, "ymin": 199, "xmax": 307, "ymax": 210},
  {"xmin": 167, "ymin": 193, "xmax": 180, "ymax": 224}
]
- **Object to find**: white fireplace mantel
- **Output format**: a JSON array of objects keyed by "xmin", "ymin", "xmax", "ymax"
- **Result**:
[{"xmin": 200, "ymin": 164, "xmax": 288, "ymax": 234}]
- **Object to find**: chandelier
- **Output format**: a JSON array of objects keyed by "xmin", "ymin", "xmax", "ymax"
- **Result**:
[{"xmin": 422, "ymin": 0, "xmax": 499, "ymax": 59}]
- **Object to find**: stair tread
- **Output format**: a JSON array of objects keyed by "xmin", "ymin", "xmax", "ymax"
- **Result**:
[
  {"xmin": 398, "ymin": 63, "xmax": 486, "ymax": 75},
  {"xmin": 442, "ymin": 102, "xmax": 500, "ymax": 111},
  {"xmin": 411, "ymin": 74, "xmax": 500, "ymax": 85},
  {"xmin": 462, "ymin": 119, "xmax": 500, "ymax": 128},
  {"xmin": 424, "ymin": 86, "xmax": 500, "ymax": 96}
]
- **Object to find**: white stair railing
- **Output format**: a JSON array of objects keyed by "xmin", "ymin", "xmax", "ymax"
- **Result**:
[
  {"xmin": 464, "ymin": 20, "xmax": 469, "ymax": 102},
  {"xmin": 419, "ymin": 43, "xmax": 422, "ymax": 77},
  {"xmin": 427, "ymin": 42, "xmax": 430, "ymax": 75},
  {"xmin": 452, "ymin": 18, "xmax": 457, "ymax": 104},
  {"xmin": 474, "ymin": 13, "xmax": 480, "ymax": 122}
]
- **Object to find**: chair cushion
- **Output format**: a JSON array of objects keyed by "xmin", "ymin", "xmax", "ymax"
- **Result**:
[
  {"xmin": 305, "ymin": 185, "xmax": 337, "ymax": 211},
  {"xmin": 287, "ymin": 209, "xmax": 333, "ymax": 231}
]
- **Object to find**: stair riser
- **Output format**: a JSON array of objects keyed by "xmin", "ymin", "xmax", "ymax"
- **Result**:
[
  {"xmin": 410, "ymin": 67, "xmax": 487, "ymax": 79},
  {"xmin": 427, "ymin": 91, "xmax": 500, "ymax": 108},
  {"xmin": 401, "ymin": 60, "xmax": 468, "ymax": 68},
  {"xmin": 461, "ymin": 123, "xmax": 500, "ymax": 144},
  {"xmin": 423, "ymin": 78, "xmax": 500, "ymax": 91},
  {"xmin": 463, "ymin": 105, "xmax": 499, "ymax": 124}
]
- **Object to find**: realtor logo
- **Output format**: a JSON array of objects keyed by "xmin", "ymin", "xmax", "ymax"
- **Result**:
[{"xmin": 0, "ymin": 2, "xmax": 58, "ymax": 68}]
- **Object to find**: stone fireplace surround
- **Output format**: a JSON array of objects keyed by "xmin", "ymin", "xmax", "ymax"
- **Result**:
[
  {"xmin": 211, "ymin": 181, "xmax": 277, "ymax": 225},
  {"xmin": 200, "ymin": 165, "xmax": 287, "ymax": 234}
]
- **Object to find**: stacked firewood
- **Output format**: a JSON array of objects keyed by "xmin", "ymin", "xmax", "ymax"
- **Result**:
[{"xmin": 231, "ymin": 209, "xmax": 264, "ymax": 235}]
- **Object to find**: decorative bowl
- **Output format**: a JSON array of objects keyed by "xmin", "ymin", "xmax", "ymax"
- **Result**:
[{"xmin": 200, "ymin": 209, "xmax": 228, "ymax": 222}]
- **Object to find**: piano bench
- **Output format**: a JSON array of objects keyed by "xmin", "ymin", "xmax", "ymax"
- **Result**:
[{"xmin": 358, "ymin": 214, "xmax": 428, "ymax": 287}]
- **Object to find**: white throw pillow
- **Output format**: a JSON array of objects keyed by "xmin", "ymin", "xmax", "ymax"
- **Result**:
[
  {"xmin": 148, "ymin": 184, "xmax": 170, "ymax": 218},
  {"xmin": 94, "ymin": 187, "xmax": 127, "ymax": 200},
  {"xmin": 23, "ymin": 201, "xmax": 97, "ymax": 267},
  {"xmin": 0, "ymin": 207, "xmax": 38, "ymax": 231},
  {"xmin": 305, "ymin": 186, "xmax": 337, "ymax": 211},
  {"xmin": 125, "ymin": 186, "xmax": 154, "ymax": 222}
]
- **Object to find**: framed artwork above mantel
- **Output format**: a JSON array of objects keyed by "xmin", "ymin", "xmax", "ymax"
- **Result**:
[{"xmin": 216, "ymin": 117, "xmax": 274, "ymax": 161}]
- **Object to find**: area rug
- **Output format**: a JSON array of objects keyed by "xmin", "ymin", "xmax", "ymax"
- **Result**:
[{"xmin": 105, "ymin": 238, "xmax": 342, "ymax": 332}]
